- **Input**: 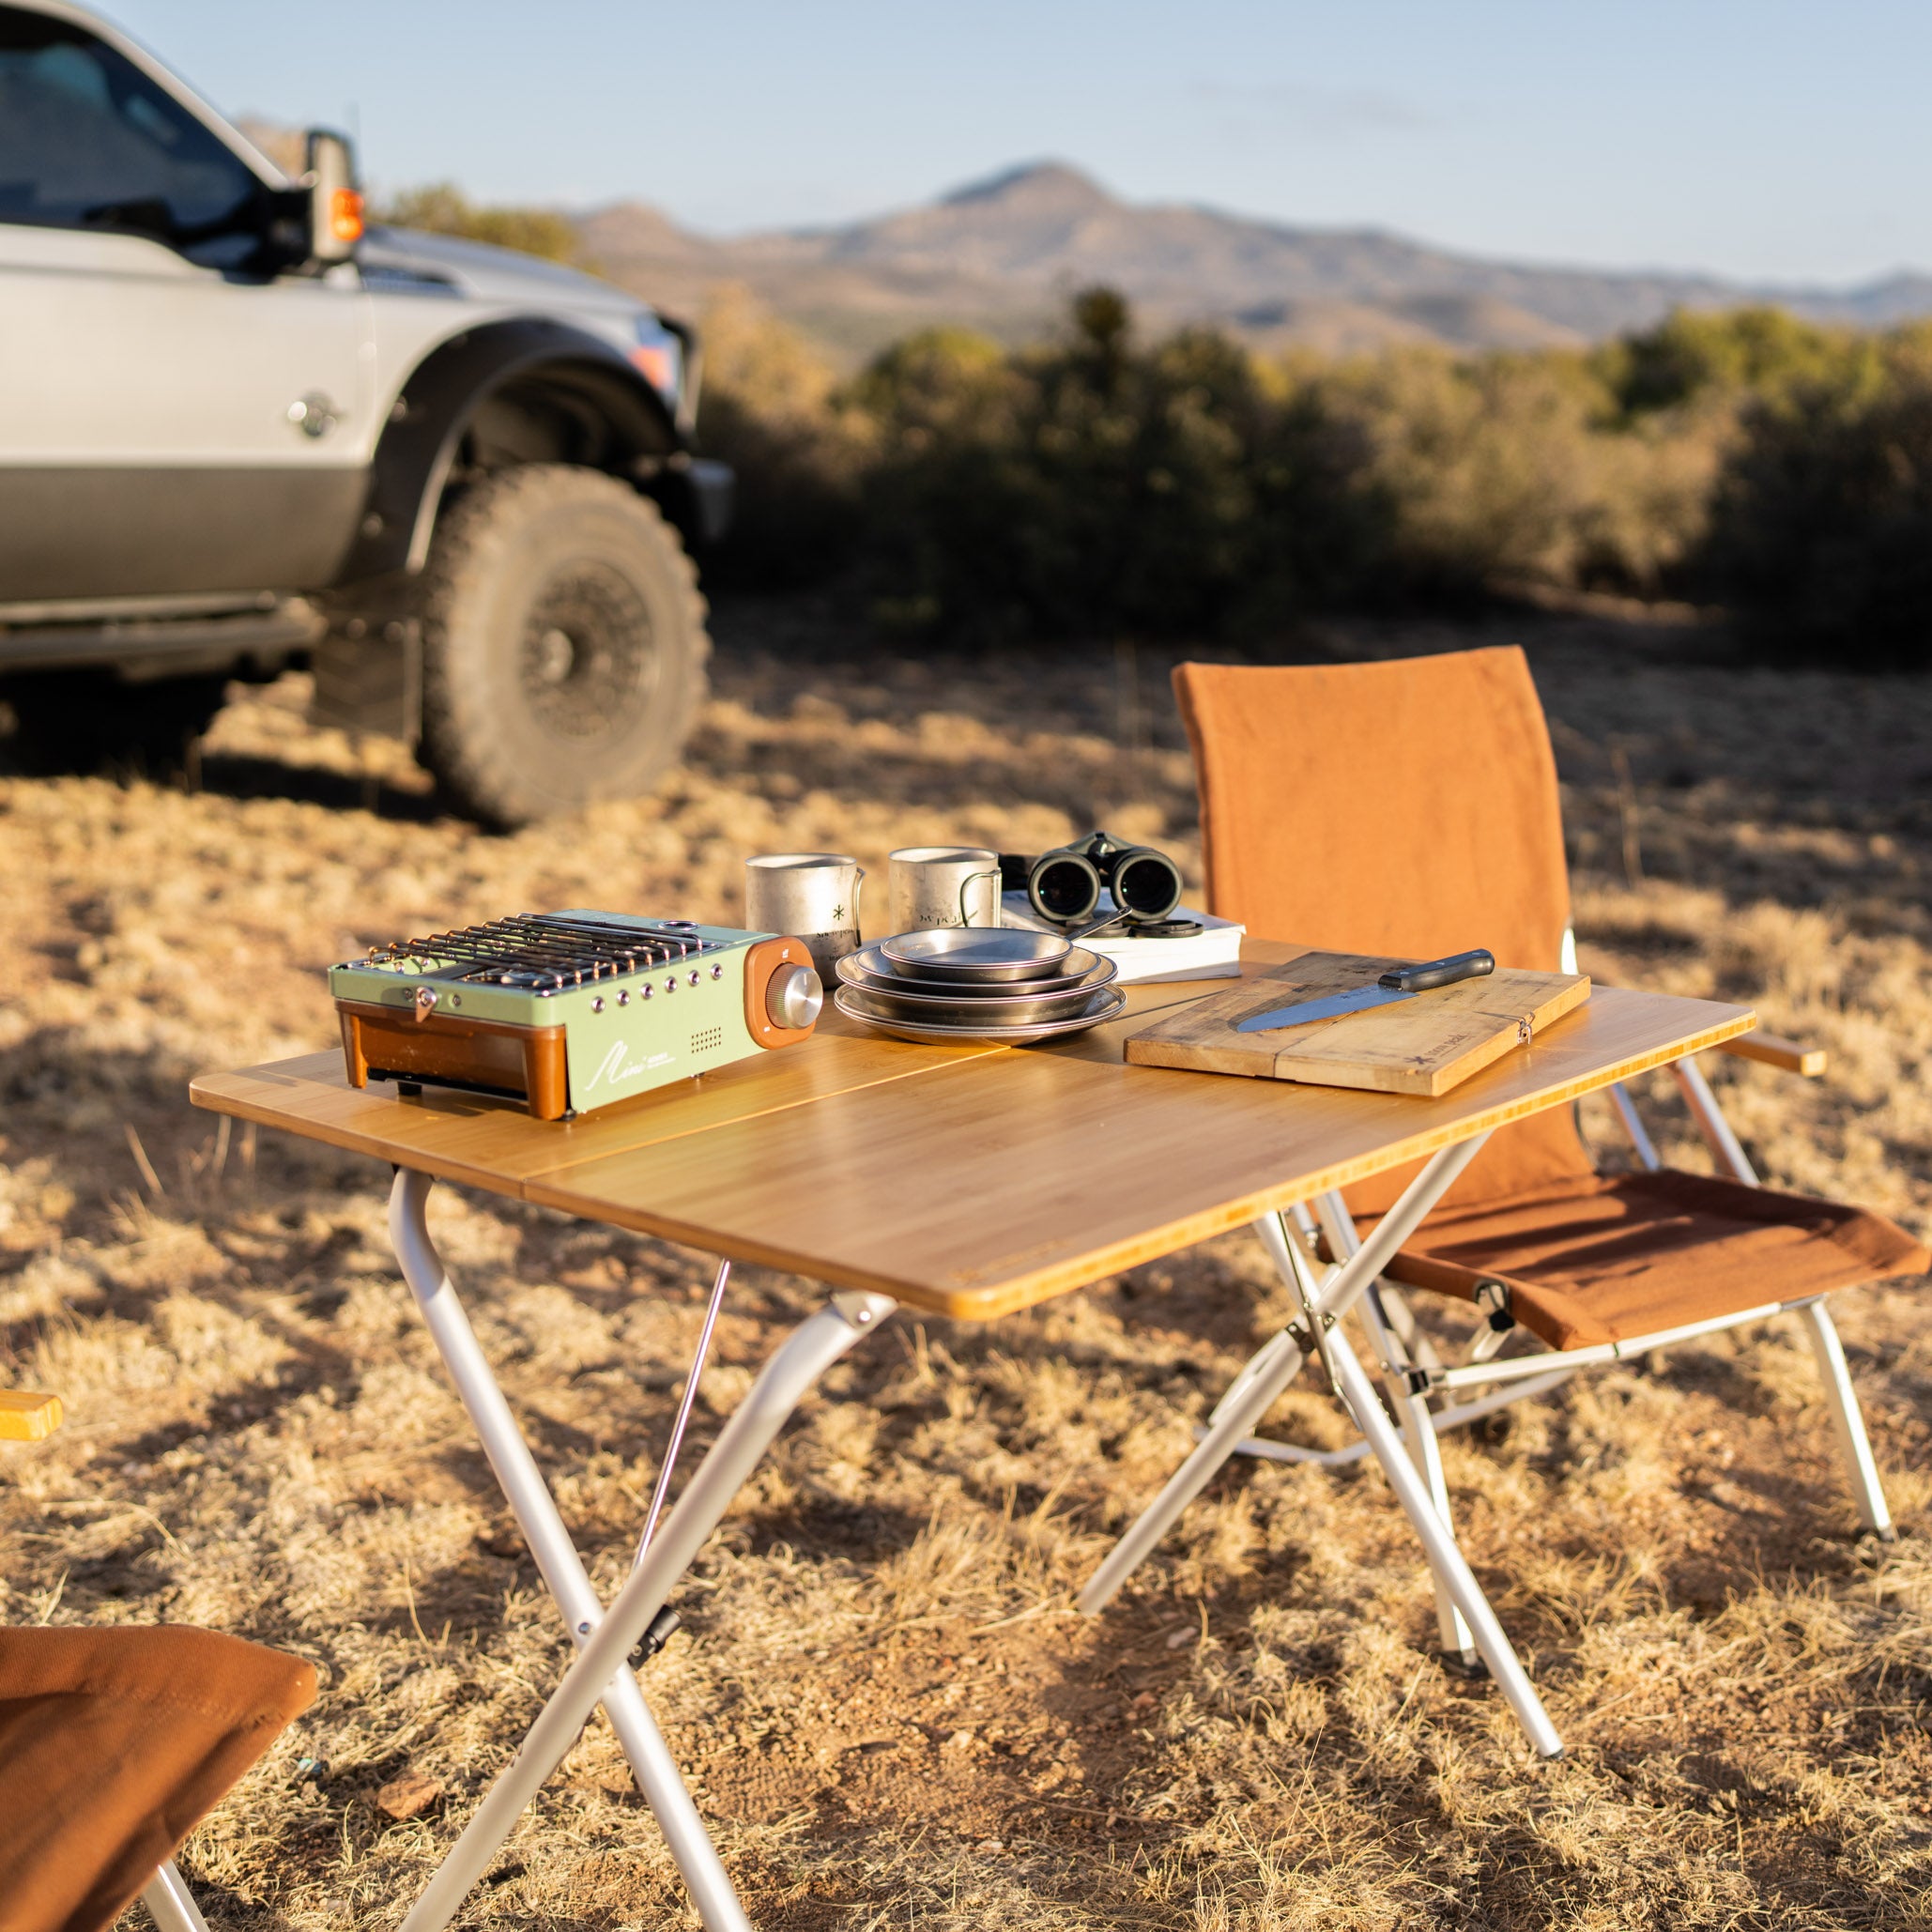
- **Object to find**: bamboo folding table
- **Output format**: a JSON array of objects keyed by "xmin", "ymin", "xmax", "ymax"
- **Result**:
[{"xmin": 190, "ymin": 943, "xmax": 1753, "ymax": 1932}]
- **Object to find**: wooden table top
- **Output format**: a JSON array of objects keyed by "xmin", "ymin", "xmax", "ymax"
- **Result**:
[{"xmin": 191, "ymin": 943, "xmax": 1754, "ymax": 1320}]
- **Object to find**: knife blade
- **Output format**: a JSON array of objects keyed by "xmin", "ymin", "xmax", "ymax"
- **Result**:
[{"xmin": 1234, "ymin": 949, "xmax": 1496, "ymax": 1034}]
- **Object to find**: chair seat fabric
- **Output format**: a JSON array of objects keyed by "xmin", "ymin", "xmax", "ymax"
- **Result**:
[
  {"xmin": 0, "ymin": 1624, "xmax": 317, "ymax": 1932},
  {"xmin": 1365, "ymin": 1169, "xmax": 1928, "ymax": 1351}
]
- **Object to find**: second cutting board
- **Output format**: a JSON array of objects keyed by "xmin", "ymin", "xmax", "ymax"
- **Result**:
[{"xmin": 1124, "ymin": 948, "xmax": 1590, "ymax": 1096}]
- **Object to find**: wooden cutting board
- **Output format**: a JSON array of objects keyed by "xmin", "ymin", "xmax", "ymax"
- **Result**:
[{"xmin": 1124, "ymin": 950, "xmax": 1591, "ymax": 1096}]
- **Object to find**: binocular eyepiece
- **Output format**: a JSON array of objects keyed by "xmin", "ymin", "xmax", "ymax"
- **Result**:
[{"xmin": 1000, "ymin": 830, "xmax": 1186, "ymax": 928}]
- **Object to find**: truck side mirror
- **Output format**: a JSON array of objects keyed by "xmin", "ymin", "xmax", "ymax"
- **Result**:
[{"xmin": 305, "ymin": 129, "xmax": 363, "ymax": 264}]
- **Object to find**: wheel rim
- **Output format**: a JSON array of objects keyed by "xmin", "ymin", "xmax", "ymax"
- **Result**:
[{"xmin": 517, "ymin": 560, "xmax": 658, "ymax": 742}]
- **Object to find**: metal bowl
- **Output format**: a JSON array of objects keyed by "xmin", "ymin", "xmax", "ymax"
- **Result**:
[
  {"xmin": 839, "ymin": 942, "xmax": 1112, "ymax": 1000},
  {"xmin": 876, "ymin": 926, "xmax": 1075, "ymax": 982},
  {"xmin": 836, "ymin": 954, "xmax": 1116, "ymax": 1026},
  {"xmin": 835, "ymin": 982, "xmax": 1127, "ymax": 1044}
]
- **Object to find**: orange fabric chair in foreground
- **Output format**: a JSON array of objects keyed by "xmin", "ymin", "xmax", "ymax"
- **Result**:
[
  {"xmin": 1084, "ymin": 645, "xmax": 1925, "ymax": 1725},
  {"xmin": 2, "ymin": 1390, "xmax": 316, "ymax": 1932}
]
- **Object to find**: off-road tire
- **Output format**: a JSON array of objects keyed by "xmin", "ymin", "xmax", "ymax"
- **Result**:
[
  {"xmin": 417, "ymin": 465, "xmax": 710, "ymax": 827},
  {"xmin": 2, "ymin": 670, "xmax": 229, "ymax": 778}
]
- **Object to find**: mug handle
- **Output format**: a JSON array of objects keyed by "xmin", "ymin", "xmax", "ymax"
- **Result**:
[
  {"xmin": 958, "ymin": 866, "xmax": 1002, "ymax": 928},
  {"xmin": 852, "ymin": 866, "xmax": 866, "ymax": 937}
]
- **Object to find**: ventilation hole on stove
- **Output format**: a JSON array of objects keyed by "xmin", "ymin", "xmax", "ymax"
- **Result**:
[{"xmin": 690, "ymin": 1026, "xmax": 724, "ymax": 1055}]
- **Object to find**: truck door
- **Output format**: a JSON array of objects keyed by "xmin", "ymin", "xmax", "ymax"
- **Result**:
[{"xmin": 0, "ymin": 7, "xmax": 373, "ymax": 603}]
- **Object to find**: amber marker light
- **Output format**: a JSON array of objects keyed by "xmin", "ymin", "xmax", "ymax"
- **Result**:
[
  {"xmin": 629, "ymin": 342, "xmax": 676, "ymax": 394},
  {"xmin": 330, "ymin": 188, "xmax": 365, "ymax": 244}
]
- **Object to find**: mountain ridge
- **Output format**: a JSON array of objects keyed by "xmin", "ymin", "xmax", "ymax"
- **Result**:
[{"xmin": 575, "ymin": 161, "xmax": 1932, "ymax": 363}]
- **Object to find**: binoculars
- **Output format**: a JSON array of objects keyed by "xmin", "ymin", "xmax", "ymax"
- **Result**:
[{"xmin": 1000, "ymin": 830, "xmax": 1187, "ymax": 928}]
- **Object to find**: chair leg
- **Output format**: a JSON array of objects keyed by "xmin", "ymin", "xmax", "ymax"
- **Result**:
[
  {"xmin": 1795, "ymin": 1300, "xmax": 1894, "ymax": 1541},
  {"xmin": 142, "ymin": 1863, "xmax": 211, "ymax": 1932}
]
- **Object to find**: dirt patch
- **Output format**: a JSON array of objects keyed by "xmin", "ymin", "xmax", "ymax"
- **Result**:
[{"xmin": 1, "ymin": 604, "xmax": 1928, "ymax": 1929}]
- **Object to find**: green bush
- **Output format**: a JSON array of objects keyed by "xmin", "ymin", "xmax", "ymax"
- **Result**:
[
  {"xmin": 852, "ymin": 290, "xmax": 1380, "ymax": 640},
  {"xmin": 1594, "ymin": 306, "xmax": 1866, "ymax": 417},
  {"xmin": 1703, "ymin": 345, "xmax": 1932, "ymax": 668},
  {"xmin": 692, "ymin": 287, "xmax": 1932, "ymax": 664},
  {"xmin": 694, "ymin": 286, "xmax": 872, "ymax": 590},
  {"xmin": 377, "ymin": 182, "xmax": 583, "ymax": 266}
]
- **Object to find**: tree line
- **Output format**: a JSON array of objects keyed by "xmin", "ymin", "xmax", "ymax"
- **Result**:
[{"xmin": 380, "ymin": 187, "xmax": 1932, "ymax": 667}]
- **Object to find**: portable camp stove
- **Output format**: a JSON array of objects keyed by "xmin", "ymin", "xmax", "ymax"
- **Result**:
[{"xmin": 330, "ymin": 911, "xmax": 821, "ymax": 1119}]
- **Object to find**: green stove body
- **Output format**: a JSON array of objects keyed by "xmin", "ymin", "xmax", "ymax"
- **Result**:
[{"xmin": 330, "ymin": 911, "xmax": 821, "ymax": 1118}]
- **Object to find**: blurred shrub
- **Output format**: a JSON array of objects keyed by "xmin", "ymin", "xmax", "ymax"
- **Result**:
[
  {"xmin": 851, "ymin": 290, "xmax": 1381, "ymax": 640},
  {"xmin": 689, "ymin": 288, "xmax": 1932, "ymax": 662},
  {"xmin": 1594, "ymin": 306, "xmax": 1866, "ymax": 417},
  {"xmin": 377, "ymin": 182, "xmax": 582, "ymax": 265},
  {"xmin": 1702, "ymin": 339, "xmax": 1932, "ymax": 668},
  {"xmin": 1308, "ymin": 346, "xmax": 1712, "ymax": 597},
  {"xmin": 695, "ymin": 285, "xmax": 872, "ymax": 589}
]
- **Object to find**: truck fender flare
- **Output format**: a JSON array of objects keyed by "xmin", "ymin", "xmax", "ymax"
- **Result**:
[{"xmin": 335, "ymin": 317, "xmax": 681, "ymax": 584}]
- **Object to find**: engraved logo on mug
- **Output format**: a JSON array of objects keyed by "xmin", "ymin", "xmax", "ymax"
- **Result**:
[{"xmin": 887, "ymin": 847, "xmax": 1001, "ymax": 933}]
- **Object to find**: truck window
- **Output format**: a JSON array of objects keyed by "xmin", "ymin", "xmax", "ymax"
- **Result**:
[{"xmin": 0, "ymin": 8, "xmax": 265, "ymax": 266}]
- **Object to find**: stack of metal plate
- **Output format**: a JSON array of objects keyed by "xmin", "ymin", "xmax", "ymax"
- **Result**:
[{"xmin": 834, "ymin": 927, "xmax": 1125, "ymax": 1043}]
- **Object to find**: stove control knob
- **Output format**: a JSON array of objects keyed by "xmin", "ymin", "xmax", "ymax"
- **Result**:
[
  {"xmin": 710, "ymin": 962, "xmax": 724, "ymax": 980},
  {"xmin": 664, "ymin": 975, "xmax": 678, "ymax": 994},
  {"xmin": 764, "ymin": 961, "xmax": 823, "ymax": 1031},
  {"xmin": 687, "ymin": 969, "xmax": 701, "ymax": 988}
]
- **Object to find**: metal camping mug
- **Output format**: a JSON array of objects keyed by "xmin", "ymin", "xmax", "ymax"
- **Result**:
[
  {"xmin": 886, "ymin": 846, "xmax": 1003, "ymax": 933},
  {"xmin": 745, "ymin": 852, "xmax": 866, "ymax": 979}
]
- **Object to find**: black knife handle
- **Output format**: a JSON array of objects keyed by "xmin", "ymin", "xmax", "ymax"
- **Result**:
[{"xmin": 1378, "ymin": 948, "xmax": 1495, "ymax": 993}]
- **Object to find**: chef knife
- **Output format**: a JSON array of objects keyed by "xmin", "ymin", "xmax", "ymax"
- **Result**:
[{"xmin": 1235, "ymin": 948, "xmax": 1496, "ymax": 1034}]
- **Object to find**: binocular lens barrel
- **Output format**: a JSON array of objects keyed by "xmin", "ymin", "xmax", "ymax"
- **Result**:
[
  {"xmin": 1030, "ymin": 852, "xmax": 1102, "ymax": 922},
  {"xmin": 1111, "ymin": 848, "xmax": 1184, "ymax": 920},
  {"xmin": 1008, "ymin": 839, "xmax": 1184, "ymax": 926}
]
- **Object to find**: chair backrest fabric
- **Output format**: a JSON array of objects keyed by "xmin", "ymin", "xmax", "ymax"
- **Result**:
[
  {"xmin": 0, "ymin": 1624, "xmax": 317, "ymax": 1932},
  {"xmin": 1173, "ymin": 646, "xmax": 1592, "ymax": 1211}
]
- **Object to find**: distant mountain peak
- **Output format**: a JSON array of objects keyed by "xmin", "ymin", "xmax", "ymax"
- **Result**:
[{"xmin": 939, "ymin": 161, "xmax": 1115, "ymax": 213}]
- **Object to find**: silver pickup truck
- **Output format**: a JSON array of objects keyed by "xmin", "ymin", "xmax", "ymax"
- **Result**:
[{"xmin": 0, "ymin": 0, "xmax": 731, "ymax": 824}]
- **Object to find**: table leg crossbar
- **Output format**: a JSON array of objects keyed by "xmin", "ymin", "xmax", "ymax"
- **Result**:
[
  {"xmin": 1079, "ymin": 1130, "xmax": 1566, "ymax": 1758},
  {"xmin": 389, "ymin": 1170, "xmax": 897, "ymax": 1932}
]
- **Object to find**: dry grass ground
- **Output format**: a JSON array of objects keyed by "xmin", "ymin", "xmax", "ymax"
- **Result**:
[{"xmin": 2, "ymin": 605, "xmax": 1929, "ymax": 1930}]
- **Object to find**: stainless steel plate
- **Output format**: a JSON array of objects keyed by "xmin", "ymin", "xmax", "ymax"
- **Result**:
[
  {"xmin": 835, "ymin": 982, "xmax": 1127, "ymax": 1044},
  {"xmin": 839, "ymin": 943, "xmax": 1113, "ymax": 1001},
  {"xmin": 836, "ymin": 953, "xmax": 1117, "ymax": 1025},
  {"xmin": 877, "ymin": 926, "xmax": 1073, "ymax": 981}
]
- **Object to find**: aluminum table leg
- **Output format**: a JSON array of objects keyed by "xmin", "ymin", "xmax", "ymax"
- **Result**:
[
  {"xmin": 397, "ymin": 1282, "xmax": 897, "ymax": 1932},
  {"xmin": 1323, "ymin": 1323, "xmax": 1563, "ymax": 1757},
  {"xmin": 1080, "ymin": 1133, "xmax": 1489, "ymax": 1611},
  {"xmin": 391, "ymin": 1171, "xmax": 759, "ymax": 1932},
  {"xmin": 1077, "ymin": 1317, "xmax": 1309, "ymax": 1613}
]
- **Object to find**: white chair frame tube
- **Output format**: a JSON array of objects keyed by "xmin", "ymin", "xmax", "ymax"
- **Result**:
[
  {"xmin": 1608, "ymin": 1082, "xmax": 1662, "ymax": 1171},
  {"xmin": 393, "ymin": 1170, "xmax": 838, "ymax": 1932},
  {"xmin": 1431, "ymin": 1298, "xmax": 1795, "ymax": 1391},
  {"xmin": 1673, "ymin": 1054, "xmax": 1760, "ymax": 1185},
  {"xmin": 1796, "ymin": 1298, "xmax": 1894, "ymax": 1538},
  {"xmin": 1214, "ymin": 1366, "xmax": 1578, "ymax": 1468},
  {"xmin": 396, "ymin": 1279, "xmax": 896, "ymax": 1932},
  {"xmin": 141, "ymin": 1861, "xmax": 211, "ymax": 1932}
]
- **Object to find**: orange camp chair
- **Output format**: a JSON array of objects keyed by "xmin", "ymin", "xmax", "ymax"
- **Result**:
[
  {"xmin": 1081, "ymin": 646, "xmax": 1925, "ymax": 1751},
  {"xmin": 2, "ymin": 1390, "xmax": 317, "ymax": 1932}
]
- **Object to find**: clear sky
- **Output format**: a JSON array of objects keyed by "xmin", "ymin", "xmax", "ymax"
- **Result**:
[{"xmin": 101, "ymin": 0, "xmax": 1932, "ymax": 289}]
